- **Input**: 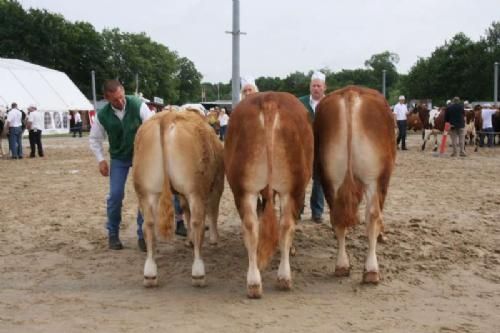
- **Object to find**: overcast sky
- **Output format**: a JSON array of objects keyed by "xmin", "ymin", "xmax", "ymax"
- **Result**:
[{"xmin": 19, "ymin": 0, "xmax": 500, "ymax": 83}]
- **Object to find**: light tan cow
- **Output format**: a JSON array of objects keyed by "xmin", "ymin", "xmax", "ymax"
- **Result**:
[
  {"xmin": 314, "ymin": 86, "xmax": 396, "ymax": 283},
  {"xmin": 224, "ymin": 92, "xmax": 313, "ymax": 298},
  {"xmin": 133, "ymin": 110, "xmax": 224, "ymax": 288}
]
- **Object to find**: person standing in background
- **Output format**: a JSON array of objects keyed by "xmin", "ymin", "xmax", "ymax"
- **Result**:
[{"xmin": 27, "ymin": 105, "xmax": 44, "ymax": 157}]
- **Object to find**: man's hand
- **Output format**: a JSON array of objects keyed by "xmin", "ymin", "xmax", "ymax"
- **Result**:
[{"xmin": 98, "ymin": 160, "xmax": 109, "ymax": 177}]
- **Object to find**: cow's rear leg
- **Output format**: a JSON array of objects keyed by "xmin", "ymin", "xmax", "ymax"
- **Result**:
[
  {"xmin": 206, "ymin": 191, "xmax": 221, "ymax": 246},
  {"xmin": 334, "ymin": 222, "xmax": 350, "ymax": 277},
  {"xmin": 188, "ymin": 195, "xmax": 206, "ymax": 287},
  {"xmin": 276, "ymin": 194, "xmax": 295, "ymax": 290},
  {"xmin": 421, "ymin": 129, "xmax": 428, "ymax": 151},
  {"xmin": 141, "ymin": 194, "xmax": 159, "ymax": 287},
  {"xmin": 432, "ymin": 133, "xmax": 439, "ymax": 151},
  {"xmin": 240, "ymin": 194, "xmax": 262, "ymax": 298},
  {"xmin": 363, "ymin": 183, "xmax": 382, "ymax": 284}
]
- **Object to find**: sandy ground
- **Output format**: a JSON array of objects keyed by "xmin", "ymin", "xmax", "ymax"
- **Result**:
[{"xmin": 0, "ymin": 133, "xmax": 499, "ymax": 333}]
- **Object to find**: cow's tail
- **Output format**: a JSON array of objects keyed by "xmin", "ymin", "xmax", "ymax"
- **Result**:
[
  {"xmin": 333, "ymin": 92, "xmax": 363, "ymax": 228},
  {"xmin": 157, "ymin": 116, "xmax": 175, "ymax": 239},
  {"xmin": 257, "ymin": 101, "xmax": 280, "ymax": 270}
]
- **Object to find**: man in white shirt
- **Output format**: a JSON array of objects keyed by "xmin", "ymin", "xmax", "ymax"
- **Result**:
[
  {"xmin": 5, "ymin": 102, "xmax": 24, "ymax": 159},
  {"xmin": 299, "ymin": 71, "xmax": 327, "ymax": 223},
  {"xmin": 73, "ymin": 111, "xmax": 83, "ymax": 138},
  {"xmin": 393, "ymin": 96, "xmax": 409, "ymax": 150},
  {"xmin": 218, "ymin": 108, "xmax": 229, "ymax": 141},
  {"xmin": 480, "ymin": 103, "xmax": 496, "ymax": 147},
  {"xmin": 89, "ymin": 80, "xmax": 153, "ymax": 251},
  {"xmin": 27, "ymin": 105, "xmax": 44, "ymax": 157}
]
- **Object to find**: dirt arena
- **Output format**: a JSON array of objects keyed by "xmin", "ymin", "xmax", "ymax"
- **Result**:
[{"xmin": 0, "ymin": 133, "xmax": 499, "ymax": 333}]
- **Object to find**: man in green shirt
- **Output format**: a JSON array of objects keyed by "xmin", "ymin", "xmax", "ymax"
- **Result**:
[
  {"xmin": 299, "ymin": 71, "xmax": 326, "ymax": 223},
  {"xmin": 89, "ymin": 80, "xmax": 153, "ymax": 251}
]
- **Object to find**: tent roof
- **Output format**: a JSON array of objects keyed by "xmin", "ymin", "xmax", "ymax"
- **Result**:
[{"xmin": 0, "ymin": 58, "xmax": 93, "ymax": 112}]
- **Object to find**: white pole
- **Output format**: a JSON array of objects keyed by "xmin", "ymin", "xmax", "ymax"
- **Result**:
[
  {"xmin": 91, "ymin": 70, "xmax": 97, "ymax": 110},
  {"xmin": 494, "ymin": 62, "xmax": 499, "ymax": 106},
  {"xmin": 382, "ymin": 69, "xmax": 387, "ymax": 98}
]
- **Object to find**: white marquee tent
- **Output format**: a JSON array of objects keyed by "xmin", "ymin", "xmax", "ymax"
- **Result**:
[{"xmin": 0, "ymin": 58, "xmax": 93, "ymax": 134}]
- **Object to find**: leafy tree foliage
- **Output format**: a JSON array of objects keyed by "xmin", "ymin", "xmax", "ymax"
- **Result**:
[
  {"xmin": 0, "ymin": 0, "xmax": 202, "ymax": 104},
  {"xmin": 404, "ymin": 23, "xmax": 500, "ymax": 105}
]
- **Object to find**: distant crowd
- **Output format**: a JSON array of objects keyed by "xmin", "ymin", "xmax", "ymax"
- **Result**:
[{"xmin": 0, "ymin": 104, "xmax": 84, "ymax": 159}]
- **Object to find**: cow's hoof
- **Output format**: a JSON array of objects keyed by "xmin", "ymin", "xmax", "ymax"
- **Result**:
[
  {"xmin": 143, "ymin": 276, "xmax": 158, "ymax": 288},
  {"xmin": 290, "ymin": 245, "xmax": 297, "ymax": 257},
  {"xmin": 184, "ymin": 239, "xmax": 193, "ymax": 248},
  {"xmin": 247, "ymin": 284, "xmax": 262, "ymax": 299},
  {"xmin": 276, "ymin": 277, "xmax": 292, "ymax": 291},
  {"xmin": 334, "ymin": 266, "xmax": 351, "ymax": 277},
  {"xmin": 362, "ymin": 271, "xmax": 380, "ymax": 284},
  {"xmin": 191, "ymin": 275, "xmax": 206, "ymax": 287},
  {"xmin": 377, "ymin": 233, "xmax": 388, "ymax": 244}
]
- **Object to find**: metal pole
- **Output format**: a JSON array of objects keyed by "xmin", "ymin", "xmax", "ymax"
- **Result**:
[
  {"xmin": 231, "ymin": 0, "xmax": 240, "ymax": 107},
  {"xmin": 494, "ymin": 62, "xmax": 499, "ymax": 106},
  {"xmin": 135, "ymin": 73, "xmax": 139, "ymax": 95},
  {"xmin": 382, "ymin": 69, "xmax": 387, "ymax": 98},
  {"xmin": 91, "ymin": 70, "xmax": 97, "ymax": 110}
]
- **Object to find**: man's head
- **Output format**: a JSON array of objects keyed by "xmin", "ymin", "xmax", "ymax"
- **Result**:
[
  {"xmin": 398, "ymin": 95, "xmax": 405, "ymax": 104},
  {"xmin": 28, "ymin": 105, "xmax": 37, "ymax": 112},
  {"xmin": 241, "ymin": 76, "xmax": 258, "ymax": 99},
  {"xmin": 11, "ymin": 102, "xmax": 17, "ymax": 109},
  {"xmin": 310, "ymin": 71, "xmax": 326, "ymax": 101},
  {"xmin": 103, "ymin": 80, "xmax": 125, "ymax": 110},
  {"xmin": 452, "ymin": 96, "xmax": 460, "ymax": 104}
]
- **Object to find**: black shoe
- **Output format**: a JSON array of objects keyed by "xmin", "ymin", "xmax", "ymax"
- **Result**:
[
  {"xmin": 402, "ymin": 147, "xmax": 408, "ymax": 151},
  {"xmin": 29, "ymin": 154, "xmax": 35, "ymax": 158},
  {"xmin": 138, "ymin": 238, "xmax": 147, "ymax": 252},
  {"xmin": 312, "ymin": 216, "xmax": 323, "ymax": 224},
  {"xmin": 108, "ymin": 235, "xmax": 123, "ymax": 250},
  {"xmin": 175, "ymin": 221, "xmax": 188, "ymax": 237}
]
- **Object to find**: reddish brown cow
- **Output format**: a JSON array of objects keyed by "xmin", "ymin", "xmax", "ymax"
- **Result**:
[
  {"xmin": 224, "ymin": 92, "xmax": 313, "ymax": 298},
  {"xmin": 314, "ymin": 86, "xmax": 396, "ymax": 283},
  {"xmin": 418, "ymin": 105, "xmax": 446, "ymax": 151},
  {"xmin": 464, "ymin": 109, "xmax": 476, "ymax": 145},
  {"xmin": 407, "ymin": 111, "xmax": 423, "ymax": 132}
]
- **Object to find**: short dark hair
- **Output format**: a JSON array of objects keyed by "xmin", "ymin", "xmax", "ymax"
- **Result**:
[
  {"xmin": 103, "ymin": 79, "xmax": 123, "ymax": 94},
  {"xmin": 452, "ymin": 96, "xmax": 460, "ymax": 104},
  {"xmin": 11, "ymin": 102, "xmax": 17, "ymax": 108}
]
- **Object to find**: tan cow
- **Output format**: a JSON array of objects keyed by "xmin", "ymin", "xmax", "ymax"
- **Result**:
[
  {"xmin": 133, "ymin": 110, "xmax": 224, "ymax": 288},
  {"xmin": 314, "ymin": 86, "xmax": 396, "ymax": 284},
  {"xmin": 225, "ymin": 92, "xmax": 313, "ymax": 298}
]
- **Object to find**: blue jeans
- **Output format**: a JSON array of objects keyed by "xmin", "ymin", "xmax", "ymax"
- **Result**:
[
  {"xmin": 107, "ymin": 159, "xmax": 143, "ymax": 239},
  {"xmin": 219, "ymin": 125, "xmax": 227, "ymax": 141},
  {"xmin": 310, "ymin": 170, "xmax": 325, "ymax": 218},
  {"xmin": 480, "ymin": 127, "xmax": 494, "ymax": 147},
  {"xmin": 396, "ymin": 120, "xmax": 407, "ymax": 148},
  {"xmin": 8, "ymin": 126, "xmax": 23, "ymax": 158},
  {"xmin": 173, "ymin": 194, "xmax": 184, "ymax": 222}
]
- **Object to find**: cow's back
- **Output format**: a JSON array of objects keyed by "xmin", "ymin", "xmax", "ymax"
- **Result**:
[
  {"xmin": 315, "ymin": 86, "xmax": 396, "ymax": 284},
  {"xmin": 225, "ymin": 92, "xmax": 313, "ymax": 197},
  {"xmin": 315, "ymin": 86, "xmax": 396, "ymax": 226}
]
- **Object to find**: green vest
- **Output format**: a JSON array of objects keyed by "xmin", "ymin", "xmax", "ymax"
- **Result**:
[
  {"xmin": 299, "ymin": 95, "xmax": 315, "ymax": 122},
  {"xmin": 97, "ymin": 95, "xmax": 143, "ymax": 161}
]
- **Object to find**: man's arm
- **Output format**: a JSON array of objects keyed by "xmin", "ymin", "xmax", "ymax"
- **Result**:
[
  {"xmin": 140, "ymin": 103, "xmax": 154, "ymax": 122},
  {"xmin": 27, "ymin": 114, "xmax": 33, "ymax": 130},
  {"xmin": 88, "ymin": 115, "xmax": 109, "ymax": 176}
]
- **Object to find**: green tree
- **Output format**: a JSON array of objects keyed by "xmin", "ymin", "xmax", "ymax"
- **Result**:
[
  {"xmin": 176, "ymin": 57, "xmax": 202, "ymax": 104},
  {"xmin": 101, "ymin": 28, "xmax": 179, "ymax": 103}
]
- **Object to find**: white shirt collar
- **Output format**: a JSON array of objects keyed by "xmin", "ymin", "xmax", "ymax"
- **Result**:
[{"xmin": 111, "ymin": 99, "xmax": 127, "ymax": 113}]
